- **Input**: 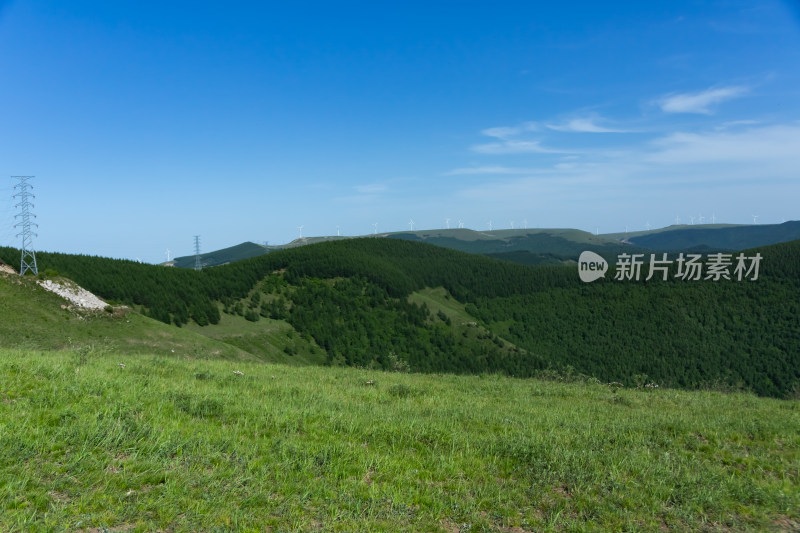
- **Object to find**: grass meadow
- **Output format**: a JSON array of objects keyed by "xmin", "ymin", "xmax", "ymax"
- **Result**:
[{"xmin": 0, "ymin": 349, "xmax": 798, "ymax": 532}]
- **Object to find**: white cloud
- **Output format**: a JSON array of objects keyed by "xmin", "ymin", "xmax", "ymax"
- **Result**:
[
  {"xmin": 647, "ymin": 124, "xmax": 800, "ymax": 165},
  {"xmin": 354, "ymin": 183, "xmax": 388, "ymax": 194},
  {"xmin": 715, "ymin": 119, "xmax": 761, "ymax": 130},
  {"xmin": 481, "ymin": 122, "xmax": 538, "ymax": 139},
  {"xmin": 449, "ymin": 101, "xmax": 798, "ymax": 229},
  {"xmin": 481, "ymin": 126, "xmax": 521, "ymax": 139},
  {"xmin": 546, "ymin": 118, "xmax": 630, "ymax": 133},
  {"xmin": 471, "ymin": 140, "xmax": 569, "ymax": 155},
  {"xmin": 444, "ymin": 166, "xmax": 546, "ymax": 176},
  {"xmin": 453, "ymin": 122, "xmax": 800, "ymax": 214},
  {"xmin": 657, "ymin": 86, "xmax": 748, "ymax": 114}
]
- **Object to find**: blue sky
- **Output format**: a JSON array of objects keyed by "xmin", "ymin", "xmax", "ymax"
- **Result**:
[{"xmin": 1, "ymin": 1, "xmax": 799, "ymax": 263}]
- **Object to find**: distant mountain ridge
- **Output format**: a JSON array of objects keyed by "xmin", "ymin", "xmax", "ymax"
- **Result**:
[
  {"xmin": 172, "ymin": 221, "xmax": 800, "ymax": 269},
  {"xmin": 172, "ymin": 241, "xmax": 269, "ymax": 269},
  {"xmin": 625, "ymin": 221, "xmax": 800, "ymax": 251}
]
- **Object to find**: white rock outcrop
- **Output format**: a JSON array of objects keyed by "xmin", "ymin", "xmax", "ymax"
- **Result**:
[{"xmin": 38, "ymin": 279, "xmax": 108, "ymax": 310}]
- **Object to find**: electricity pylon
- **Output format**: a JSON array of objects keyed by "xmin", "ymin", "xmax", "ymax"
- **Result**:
[
  {"xmin": 12, "ymin": 176, "xmax": 38, "ymax": 275},
  {"xmin": 194, "ymin": 235, "xmax": 202, "ymax": 271}
]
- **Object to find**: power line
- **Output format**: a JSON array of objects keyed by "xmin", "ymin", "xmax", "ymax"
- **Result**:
[
  {"xmin": 0, "ymin": 186, "xmax": 16, "ymax": 246},
  {"xmin": 12, "ymin": 176, "xmax": 38, "ymax": 275}
]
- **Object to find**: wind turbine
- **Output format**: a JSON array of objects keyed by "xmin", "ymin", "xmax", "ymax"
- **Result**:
[
  {"xmin": 488, "ymin": 220, "xmax": 493, "ymax": 231},
  {"xmin": 523, "ymin": 219, "xmax": 528, "ymax": 229},
  {"xmin": 752, "ymin": 215, "xmax": 759, "ymax": 224},
  {"xmin": 372, "ymin": 222, "xmax": 378, "ymax": 234},
  {"xmin": 675, "ymin": 215, "xmax": 680, "ymax": 225},
  {"xmin": 297, "ymin": 225, "xmax": 304, "ymax": 239},
  {"xmin": 645, "ymin": 221, "xmax": 651, "ymax": 231},
  {"xmin": 409, "ymin": 218, "xmax": 415, "ymax": 231},
  {"xmin": 458, "ymin": 219, "xmax": 464, "ymax": 229},
  {"xmin": 445, "ymin": 218, "xmax": 450, "ymax": 229},
  {"xmin": 698, "ymin": 214, "xmax": 704, "ymax": 224},
  {"xmin": 711, "ymin": 213, "xmax": 716, "ymax": 224},
  {"xmin": 336, "ymin": 225, "xmax": 340, "ymax": 237},
  {"xmin": 510, "ymin": 221, "xmax": 515, "ymax": 230},
  {"xmin": 690, "ymin": 216, "xmax": 695, "ymax": 225},
  {"xmin": 165, "ymin": 248, "xmax": 171, "ymax": 262}
]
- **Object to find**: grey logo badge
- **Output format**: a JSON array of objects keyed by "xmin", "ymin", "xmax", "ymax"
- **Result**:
[{"xmin": 578, "ymin": 251, "xmax": 608, "ymax": 283}]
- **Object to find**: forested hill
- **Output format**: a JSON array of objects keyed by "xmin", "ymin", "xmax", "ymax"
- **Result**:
[{"xmin": 1, "ymin": 238, "xmax": 798, "ymax": 397}]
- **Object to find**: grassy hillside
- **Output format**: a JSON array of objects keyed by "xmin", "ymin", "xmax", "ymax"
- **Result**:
[
  {"xmin": 1, "ymin": 349, "xmax": 797, "ymax": 531},
  {"xmin": 181, "ymin": 308, "xmax": 328, "ymax": 366},
  {"xmin": 0, "ymin": 270, "xmax": 249, "ymax": 361}
]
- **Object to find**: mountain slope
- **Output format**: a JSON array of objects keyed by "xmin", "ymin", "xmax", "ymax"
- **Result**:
[{"xmin": 3, "ymin": 239, "xmax": 798, "ymax": 396}]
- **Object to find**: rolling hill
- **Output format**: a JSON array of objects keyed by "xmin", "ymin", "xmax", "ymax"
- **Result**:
[{"xmin": 3, "ymin": 237, "xmax": 799, "ymax": 397}]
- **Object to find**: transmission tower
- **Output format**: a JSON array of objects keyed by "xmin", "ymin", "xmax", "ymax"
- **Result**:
[
  {"xmin": 193, "ymin": 235, "xmax": 202, "ymax": 271},
  {"xmin": 12, "ymin": 176, "xmax": 38, "ymax": 276}
]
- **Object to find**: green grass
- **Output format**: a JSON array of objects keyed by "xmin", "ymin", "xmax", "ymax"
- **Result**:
[
  {"xmin": 183, "ymin": 309, "xmax": 327, "ymax": 366},
  {"xmin": 1, "ymin": 349, "xmax": 798, "ymax": 532},
  {"xmin": 408, "ymin": 287, "xmax": 476, "ymax": 326}
]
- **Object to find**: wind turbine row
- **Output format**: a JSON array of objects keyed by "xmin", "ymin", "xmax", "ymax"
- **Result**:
[
  {"xmin": 300, "ymin": 217, "xmax": 529, "ymax": 237},
  {"xmin": 674, "ymin": 212, "xmax": 718, "ymax": 226}
]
